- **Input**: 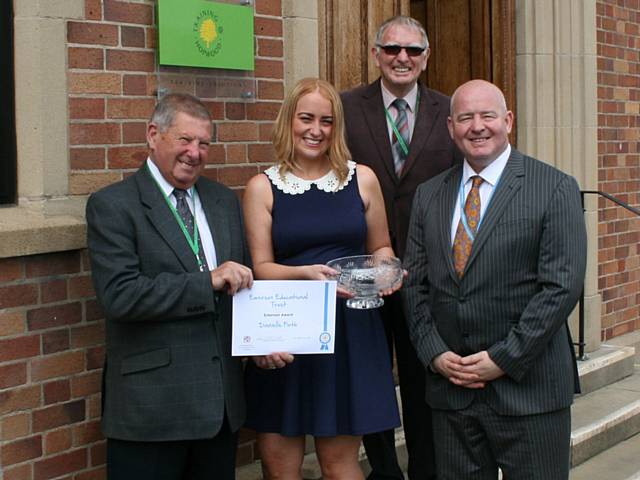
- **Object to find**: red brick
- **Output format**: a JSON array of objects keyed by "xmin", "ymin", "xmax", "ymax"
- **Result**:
[
  {"xmin": 106, "ymin": 50, "xmax": 155, "ymax": 72},
  {"xmin": 202, "ymin": 101, "xmax": 224, "ymax": 120},
  {"xmin": 43, "ymin": 379, "xmax": 71, "ymax": 405},
  {"xmin": 104, "ymin": 0, "xmax": 153, "ymax": 25},
  {"xmin": 217, "ymin": 123, "xmax": 258, "ymax": 142},
  {"xmin": 33, "ymin": 400, "xmax": 86, "ymax": 433},
  {"xmin": 27, "ymin": 303, "xmax": 82, "ymax": 331},
  {"xmin": 226, "ymin": 144, "xmax": 247, "ymax": 164},
  {"xmin": 71, "ymin": 372, "xmax": 102, "ymax": 398},
  {"xmin": 258, "ymin": 80, "xmax": 284, "ymax": 100},
  {"xmin": 0, "ymin": 336, "xmax": 40, "ymax": 362},
  {"xmin": 0, "ymin": 258, "xmax": 23, "ymax": 281},
  {"xmin": 226, "ymin": 102, "xmax": 246, "ymax": 120},
  {"xmin": 206, "ymin": 144, "xmax": 226, "ymax": 165},
  {"xmin": 218, "ymin": 166, "xmax": 259, "ymax": 187},
  {"xmin": 85, "ymin": 300, "xmax": 104, "ymax": 322},
  {"xmin": 107, "ymin": 146, "xmax": 148, "ymax": 169},
  {"xmin": 40, "ymin": 279, "xmax": 68, "ymax": 304},
  {"xmin": 70, "ymin": 323, "xmax": 105, "ymax": 349},
  {"xmin": 0, "ymin": 311, "xmax": 25, "ymax": 338},
  {"xmin": 34, "ymin": 449, "xmax": 87, "ymax": 480},
  {"xmin": 255, "ymin": 0, "xmax": 282, "ymax": 16},
  {"xmin": 255, "ymin": 59, "xmax": 284, "ymax": 79},
  {"xmin": 87, "ymin": 395, "xmax": 103, "ymax": 420},
  {"xmin": 42, "ymin": 329, "xmax": 71, "ymax": 355},
  {"xmin": 70, "ymin": 123, "xmax": 120, "ymax": 145},
  {"xmin": 259, "ymin": 123, "xmax": 274, "ymax": 141},
  {"xmin": 90, "ymin": 441, "xmax": 106, "ymax": 467},
  {"xmin": 254, "ymin": 17, "xmax": 283, "ymax": 37},
  {"xmin": 68, "ymin": 276, "xmax": 95, "ymax": 299},
  {"xmin": 45, "ymin": 428, "xmax": 72, "ymax": 455},
  {"xmin": 73, "ymin": 421, "xmax": 103, "ymax": 446},
  {"xmin": 121, "ymin": 25, "xmax": 145, "ymax": 47},
  {"xmin": 70, "ymin": 148, "xmax": 106, "ymax": 170},
  {"xmin": 75, "ymin": 466, "xmax": 106, "ymax": 480},
  {"xmin": 31, "ymin": 351, "xmax": 85, "ymax": 382},
  {"xmin": 0, "ymin": 386, "xmax": 41, "ymax": 416},
  {"xmin": 0, "ymin": 413, "xmax": 30, "ymax": 441},
  {"xmin": 107, "ymin": 98, "xmax": 155, "ymax": 119},
  {"xmin": 247, "ymin": 102, "xmax": 280, "ymax": 121},
  {"xmin": 69, "ymin": 98, "xmax": 105, "ymax": 120},
  {"xmin": 122, "ymin": 122, "xmax": 148, "ymax": 143},
  {"xmin": 248, "ymin": 143, "xmax": 275, "ymax": 163},
  {"xmin": 146, "ymin": 27, "xmax": 157, "ymax": 49},
  {"xmin": 122, "ymin": 75, "xmax": 147, "ymax": 96},
  {"xmin": 86, "ymin": 346, "xmax": 105, "ymax": 371},
  {"xmin": 0, "ymin": 363, "xmax": 27, "ymax": 389},
  {"xmin": 85, "ymin": 0, "xmax": 102, "ymax": 20},
  {"xmin": 68, "ymin": 22, "xmax": 118, "ymax": 46},
  {"xmin": 68, "ymin": 47, "xmax": 104, "ymax": 70},
  {"xmin": 1, "ymin": 435, "xmax": 43, "ymax": 466},
  {"xmin": 257, "ymin": 38, "xmax": 283, "ymax": 57},
  {"xmin": 68, "ymin": 73, "xmax": 121, "ymax": 95},
  {"xmin": 0, "ymin": 284, "xmax": 38, "ymax": 309},
  {"xmin": 2, "ymin": 463, "xmax": 32, "ymax": 480},
  {"xmin": 25, "ymin": 252, "xmax": 81, "ymax": 278}
]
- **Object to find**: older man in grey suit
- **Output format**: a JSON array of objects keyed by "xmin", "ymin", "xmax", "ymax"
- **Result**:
[
  {"xmin": 87, "ymin": 93, "xmax": 253, "ymax": 480},
  {"xmin": 403, "ymin": 80, "xmax": 586, "ymax": 479}
]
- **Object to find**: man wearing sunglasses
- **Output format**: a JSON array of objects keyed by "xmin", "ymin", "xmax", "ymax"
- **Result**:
[{"xmin": 342, "ymin": 15, "xmax": 461, "ymax": 480}]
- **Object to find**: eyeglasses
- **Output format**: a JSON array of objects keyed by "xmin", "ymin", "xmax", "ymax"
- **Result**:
[{"xmin": 376, "ymin": 44, "xmax": 426, "ymax": 57}]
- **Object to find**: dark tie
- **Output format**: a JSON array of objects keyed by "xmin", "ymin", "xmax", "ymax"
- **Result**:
[
  {"xmin": 173, "ymin": 188, "xmax": 209, "ymax": 272},
  {"xmin": 391, "ymin": 98, "xmax": 410, "ymax": 176},
  {"xmin": 452, "ymin": 176, "xmax": 483, "ymax": 278}
]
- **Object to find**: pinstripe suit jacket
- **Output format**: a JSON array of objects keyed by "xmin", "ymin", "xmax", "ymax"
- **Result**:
[
  {"xmin": 87, "ymin": 166, "xmax": 249, "ymax": 441},
  {"xmin": 403, "ymin": 149, "xmax": 587, "ymax": 415}
]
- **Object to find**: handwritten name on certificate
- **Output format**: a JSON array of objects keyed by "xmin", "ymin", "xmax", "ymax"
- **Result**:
[{"xmin": 232, "ymin": 280, "xmax": 337, "ymax": 356}]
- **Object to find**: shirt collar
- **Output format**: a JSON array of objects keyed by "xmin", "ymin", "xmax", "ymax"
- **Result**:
[
  {"xmin": 146, "ymin": 158, "xmax": 193, "ymax": 198},
  {"xmin": 381, "ymin": 82, "xmax": 419, "ymax": 112},
  {"xmin": 462, "ymin": 144, "xmax": 511, "ymax": 187}
]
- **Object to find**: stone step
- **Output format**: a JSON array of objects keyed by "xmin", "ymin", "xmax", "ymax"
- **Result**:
[
  {"xmin": 570, "ymin": 432, "xmax": 640, "ymax": 480},
  {"xmin": 571, "ymin": 366, "xmax": 640, "ymax": 467},
  {"xmin": 577, "ymin": 344, "xmax": 635, "ymax": 395}
]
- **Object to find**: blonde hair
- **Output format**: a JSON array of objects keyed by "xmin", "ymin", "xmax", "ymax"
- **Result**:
[{"xmin": 272, "ymin": 78, "xmax": 351, "ymax": 187}]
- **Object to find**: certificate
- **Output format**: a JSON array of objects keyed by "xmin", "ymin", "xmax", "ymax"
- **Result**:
[{"xmin": 232, "ymin": 280, "xmax": 337, "ymax": 356}]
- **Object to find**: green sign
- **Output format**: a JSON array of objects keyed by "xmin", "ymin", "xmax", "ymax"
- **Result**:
[{"xmin": 158, "ymin": 0, "xmax": 254, "ymax": 70}]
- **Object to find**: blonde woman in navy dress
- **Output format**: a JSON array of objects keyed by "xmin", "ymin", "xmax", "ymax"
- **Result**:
[{"xmin": 243, "ymin": 78, "xmax": 401, "ymax": 479}]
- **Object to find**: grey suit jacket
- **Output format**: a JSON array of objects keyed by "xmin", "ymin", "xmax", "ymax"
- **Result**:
[
  {"xmin": 403, "ymin": 149, "xmax": 587, "ymax": 415},
  {"xmin": 86, "ymin": 166, "xmax": 249, "ymax": 441},
  {"xmin": 341, "ymin": 79, "xmax": 461, "ymax": 259}
]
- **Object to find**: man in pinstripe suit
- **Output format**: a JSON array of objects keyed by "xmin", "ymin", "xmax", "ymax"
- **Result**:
[{"xmin": 403, "ymin": 80, "xmax": 587, "ymax": 479}]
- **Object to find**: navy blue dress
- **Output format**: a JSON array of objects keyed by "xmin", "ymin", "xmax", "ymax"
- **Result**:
[{"xmin": 244, "ymin": 165, "xmax": 400, "ymax": 437}]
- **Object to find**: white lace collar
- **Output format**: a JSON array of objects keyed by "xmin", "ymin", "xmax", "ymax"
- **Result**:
[{"xmin": 265, "ymin": 160, "xmax": 356, "ymax": 195}]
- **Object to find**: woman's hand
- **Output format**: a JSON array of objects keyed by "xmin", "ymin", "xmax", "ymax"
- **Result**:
[
  {"xmin": 253, "ymin": 352, "xmax": 295, "ymax": 370},
  {"xmin": 378, "ymin": 269, "xmax": 408, "ymax": 297}
]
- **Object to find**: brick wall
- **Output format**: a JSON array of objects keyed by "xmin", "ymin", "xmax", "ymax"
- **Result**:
[
  {"xmin": 1, "ymin": 0, "xmax": 282, "ymax": 477},
  {"xmin": 596, "ymin": 1, "xmax": 640, "ymax": 341}
]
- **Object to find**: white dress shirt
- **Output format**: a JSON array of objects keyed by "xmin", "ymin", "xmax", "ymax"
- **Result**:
[
  {"xmin": 450, "ymin": 145, "xmax": 511, "ymax": 245},
  {"xmin": 146, "ymin": 158, "xmax": 218, "ymax": 269}
]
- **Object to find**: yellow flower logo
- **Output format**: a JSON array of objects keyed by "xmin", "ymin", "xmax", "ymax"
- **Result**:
[{"xmin": 199, "ymin": 18, "xmax": 218, "ymax": 49}]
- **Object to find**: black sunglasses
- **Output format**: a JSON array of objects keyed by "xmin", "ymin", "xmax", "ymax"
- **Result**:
[{"xmin": 377, "ymin": 44, "xmax": 426, "ymax": 57}]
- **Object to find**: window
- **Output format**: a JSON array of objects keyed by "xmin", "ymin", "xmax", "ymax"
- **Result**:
[{"xmin": 0, "ymin": 1, "xmax": 16, "ymax": 205}]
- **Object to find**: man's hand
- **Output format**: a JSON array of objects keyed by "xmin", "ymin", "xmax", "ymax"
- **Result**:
[
  {"xmin": 458, "ymin": 351, "xmax": 505, "ymax": 383},
  {"xmin": 432, "ymin": 351, "xmax": 486, "ymax": 389},
  {"xmin": 253, "ymin": 352, "xmax": 295, "ymax": 369},
  {"xmin": 210, "ymin": 261, "xmax": 253, "ymax": 295}
]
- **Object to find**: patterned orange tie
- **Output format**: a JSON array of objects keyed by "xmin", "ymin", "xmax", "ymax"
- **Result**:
[{"xmin": 453, "ymin": 176, "xmax": 483, "ymax": 277}]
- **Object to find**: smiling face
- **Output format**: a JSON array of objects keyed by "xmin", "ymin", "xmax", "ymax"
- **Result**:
[
  {"xmin": 448, "ymin": 80, "xmax": 513, "ymax": 172},
  {"xmin": 147, "ymin": 111, "xmax": 212, "ymax": 189},
  {"xmin": 373, "ymin": 24, "xmax": 429, "ymax": 98},
  {"xmin": 292, "ymin": 89, "xmax": 334, "ymax": 163}
]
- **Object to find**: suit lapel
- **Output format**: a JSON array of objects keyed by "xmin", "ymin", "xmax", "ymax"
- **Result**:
[
  {"xmin": 439, "ymin": 165, "xmax": 463, "ymax": 283},
  {"xmin": 361, "ymin": 80, "xmax": 398, "ymax": 183},
  {"xmin": 401, "ymin": 85, "xmax": 443, "ymax": 179},
  {"xmin": 464, "ymin": 150, "xmax": 525, "ymax": 274},
  {"xmin": 196, "ymin": 179, "xmax": 230, "ymax": 266},
  {"xmin": 137, "ymin": 168, "xmax": 199, "ymax": 272}
]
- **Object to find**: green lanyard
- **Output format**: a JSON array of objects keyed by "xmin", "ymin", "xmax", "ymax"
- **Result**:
[
  {"xmin": 384, "ymin": 90, "xmax": 420, "ymax": 157},
  {"xmin": 147, "ymin": 165, "xmax": 206, "ymax": 272}
]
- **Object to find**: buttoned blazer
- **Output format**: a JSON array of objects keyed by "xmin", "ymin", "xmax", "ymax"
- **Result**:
[
  {"xmin": 86, "ymin": 167, "xmax": 249, "ymax": 441},
  {"xmin": 341, "ymin": 79, "xmax": 461, "ymax": 258},
  {"xmin": 403, "ymin": 149, "xmax": 587, "ymax": 415}
]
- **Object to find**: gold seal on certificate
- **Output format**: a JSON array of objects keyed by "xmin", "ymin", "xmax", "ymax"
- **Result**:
[{"xmin": 326, "ymin": 255, "xmax": 403, "ymax": 309}]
